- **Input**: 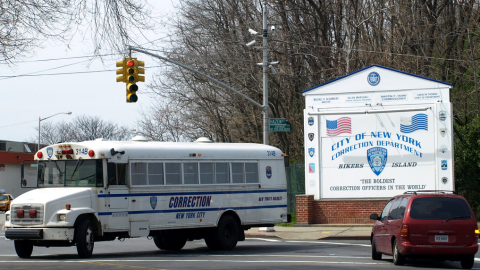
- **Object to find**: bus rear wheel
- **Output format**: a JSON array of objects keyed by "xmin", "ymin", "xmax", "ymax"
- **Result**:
[
  {"xmin": 153, "ymin": 235, "xmax": 186, "ymax": 250},
  {"xmin": 14, "ymin": 240, "xmax": 33, "ymax": 258},
  {"xmin": 206, "ymin": 215, "xmax": 239, "ymax": 251}
]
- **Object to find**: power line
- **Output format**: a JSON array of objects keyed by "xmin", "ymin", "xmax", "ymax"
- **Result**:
[
  {"xmin": 0, "ymin": 53, "xmax": 120, "ymax": 64},
  {"xmin": 0, "ymin": 66, "xmax": 163, "ymax": 79},
  {"xmin": 271, "ymin": 39, "xmax": 470, "ymax": 63},
  {"xmin": 0, "ymin": 50, "xmax": 258, "ymax": 79},
  {"xmin": 0, "ymin": 120, "xmax": 37, "ymax": 129},
  {"xmin": 0, "ymin": 59, "xmax": 92, "ymax": 81}
]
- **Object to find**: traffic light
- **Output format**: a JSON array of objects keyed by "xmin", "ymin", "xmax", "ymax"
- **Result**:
[
  {"xmin": 116, "ymin": 59, "xmax": 127, "ymax": 82},
  {"xmin": 116, "ymin": 58, "xmax": 145, "ymax": 103}
]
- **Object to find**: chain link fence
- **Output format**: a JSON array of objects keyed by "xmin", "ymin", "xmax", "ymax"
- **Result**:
[{"xmin": 285, "ymin": 163, "xmax": 305, "ymax": 214}]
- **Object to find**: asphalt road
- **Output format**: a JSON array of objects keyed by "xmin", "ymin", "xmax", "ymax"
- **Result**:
[{"xmin": 0, "ymin": 213, "xmax": 478, "ymax": 270}]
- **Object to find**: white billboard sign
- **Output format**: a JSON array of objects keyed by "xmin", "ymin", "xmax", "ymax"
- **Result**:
[
  {"xmin": 303, "ymin": 66, "xmax": 453, "ymax": 199},
  {"xmin": 319, "ymin": 108, "xmax": 439, "ymax": 198}
]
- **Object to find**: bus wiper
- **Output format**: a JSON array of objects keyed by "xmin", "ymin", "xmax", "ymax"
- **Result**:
[
  {"xmin": 48, "ymin": 159, "xmax": 63, "ymax": 174},
  {"xmin": 71, "ymin": 158, "xmax": 83, "ymax": 178},
  {"xmin": 446, "ymin": 215, "xmax": 471, "ymax": 222}
]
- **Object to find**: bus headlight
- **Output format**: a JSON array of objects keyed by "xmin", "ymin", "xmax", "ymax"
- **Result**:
[{"xmin": 58, "ymin": 214, "xmax": 67, "ymax": 222}]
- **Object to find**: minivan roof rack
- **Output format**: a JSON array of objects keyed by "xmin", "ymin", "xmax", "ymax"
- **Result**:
[{"xmin": 403, "ymin": 190, "xmax": 456, "ymax": 195}]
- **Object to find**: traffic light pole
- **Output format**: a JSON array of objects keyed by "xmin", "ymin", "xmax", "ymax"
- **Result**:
[{"xmin": 128, "ymin": 46, "xmax": 269, "ymax": 144}]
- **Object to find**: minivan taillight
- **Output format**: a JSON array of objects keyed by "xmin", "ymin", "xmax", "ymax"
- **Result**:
[
  {"xmin": 475, "ymin": 225, "xmax": 479, "ymax": 239},
  {"xmin": 401, "ymin": 224, "xmax": 409, "ymax": 239}
]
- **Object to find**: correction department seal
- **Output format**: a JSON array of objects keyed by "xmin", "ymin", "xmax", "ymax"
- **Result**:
[
  {"xmin": 308, "ymin": 117, "xmax": 314, "ymax": 126},
  {"xmin": 367, "ymin": 147, "xmax": 387, "ymax": 176},
  {"xmin": 150, "ymin": 196, "xmax": 157, "ymax": 210},
  {"xmin": 367, "ymin": 72, "xmax": 380, "ymax": 86},
  {"xmin": 46, "ymin": 147, "xmax": 54, "ymax": 158}
]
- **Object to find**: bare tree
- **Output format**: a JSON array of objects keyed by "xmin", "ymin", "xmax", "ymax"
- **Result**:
[
  {"xmin": 137, "ymin": 100, "xmax": 190, "ymax": 142},
  {"xmin": 0, "ymin": 0, "xmax": 155, "ymax": 63},
  {"xmin": 31, "ymin": 115, "xmax": 134, "ymax": 144},
  {"xmin": 139, "ymin": 0, "xmax": 480, "ymax": 163}
]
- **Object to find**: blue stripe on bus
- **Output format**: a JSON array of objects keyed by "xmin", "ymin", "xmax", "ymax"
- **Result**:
[
  {"xmin": 97, "ymin": 189, "xmax": 287, "ymax": 198},
  {"xmin": 98, "ymin": 204, "xmax": 287, "ymax": 216}
]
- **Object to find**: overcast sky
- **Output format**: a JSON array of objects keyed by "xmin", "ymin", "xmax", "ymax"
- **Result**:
[{"xmin": 1, "ymin": 1, "xmax": 175, "ymax": 143}]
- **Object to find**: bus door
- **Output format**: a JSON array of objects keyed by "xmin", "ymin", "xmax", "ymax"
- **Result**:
[{"xmin": 106, "ymin": 162, "xmax": 129, "ymax": 231}]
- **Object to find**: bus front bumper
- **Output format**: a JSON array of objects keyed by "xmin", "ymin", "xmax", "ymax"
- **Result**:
[{"xmin": 5, "ymin": 228, "xmax": 74, "ymax": 241}]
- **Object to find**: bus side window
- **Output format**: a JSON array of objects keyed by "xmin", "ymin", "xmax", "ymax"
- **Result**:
[
  {"xmin": 107, "ymin": 163, "xmax": 117, "ymax": 185},
  {"xmin": 107, "ymin": 163, "xmax": 127, "ymax": 185},
  {"xmin": 117, "ymin": 164, "xmax": 126, "ymax": 185}
]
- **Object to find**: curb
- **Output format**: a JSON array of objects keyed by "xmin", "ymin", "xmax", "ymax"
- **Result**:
[
  {"xmin": 293, "ymin": 224, "xmax": 373, "ymax": 228},
  {"xmin": 244, "ymin": 233, "xmax": 280, "ymax": 239},
  {"xmin": 321, "ymin": 236, "xmax": 370, "ymax": 241},
  {"xmin": 245, "ymin": 233, "xmax": 370, "ymax": 241}
]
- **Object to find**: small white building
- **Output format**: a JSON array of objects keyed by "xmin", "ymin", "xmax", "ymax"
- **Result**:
[
  {"xmin": 0, "ymin": 141, "xmax": 37, "ymax": 197},
  {"xmin": 302, "ymin": 65, "xmax": 453, "ymax": 202}
]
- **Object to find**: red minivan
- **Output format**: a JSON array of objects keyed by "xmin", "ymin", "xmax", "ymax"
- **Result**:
[{"xmin": 370, "ymin": 191, "xmax": 479, "ymax": 269}]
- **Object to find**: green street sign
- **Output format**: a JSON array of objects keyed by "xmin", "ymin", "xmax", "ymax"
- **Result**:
[
  {"xmin": 270, "ymin": 125, "xmax": 291, "ymax": 132},
  {"xmin": 269, "ymin": 118, "xmax": 286, "ymax": 125}
]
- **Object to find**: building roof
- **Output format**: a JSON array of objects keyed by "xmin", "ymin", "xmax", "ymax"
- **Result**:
[{"xmin": 302, "ymin": 65, "xmax": 452, "ymax": 95}]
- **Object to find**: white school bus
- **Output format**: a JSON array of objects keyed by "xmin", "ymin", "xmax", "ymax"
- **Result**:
[{"xmin": 5, "ymin": 136, "xmax": 288, "ymax": 258}]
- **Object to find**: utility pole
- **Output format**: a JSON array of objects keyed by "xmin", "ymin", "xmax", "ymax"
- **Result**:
[
  {"xmin": 246, "ymin": 1, "xmax": 277, "ymax": 145},
  {"xmin": 262, "ymin": 2, "xmax": 269, "ymax": 145}
]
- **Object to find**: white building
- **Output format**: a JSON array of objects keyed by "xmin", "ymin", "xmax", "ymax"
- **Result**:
[{"xmin": 0, "ymin": 141, "xmax": 37, "ymax": 197}]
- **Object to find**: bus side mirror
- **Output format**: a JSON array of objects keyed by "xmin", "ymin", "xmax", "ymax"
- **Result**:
[
  {"xmin": 20, "ymin": 162, "xmax": 26, "ymax": 187},
  {"xmin": 283, "ymin": 154, "xmax": 290, "ymax": 168},
  {"xmin": 21, "ymin": 160, "xmax": 37, "ymax": 188}
]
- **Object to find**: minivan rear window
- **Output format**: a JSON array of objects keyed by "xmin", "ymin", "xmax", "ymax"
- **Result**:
[{"xmin": 410, "ymin": 197, "xmax": 472, "ymax": 220}]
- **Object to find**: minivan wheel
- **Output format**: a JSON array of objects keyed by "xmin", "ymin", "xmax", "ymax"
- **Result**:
[
  {"xmin": 460, "ymin": 255, "xmax": 474, "ymax": 269},
  {"xmin": 392, "ymin": 239, "xmax": 405, "ymax": 265},
  {"xmin": 371, "ymin": 237, "xmax": 382, "ymax": 260}
]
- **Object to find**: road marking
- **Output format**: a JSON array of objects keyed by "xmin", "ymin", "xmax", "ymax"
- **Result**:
[
  {"xmin": 321, "ymin": 232, "xmax": 330, "ymax": 234},
  {"xmin": 0, "ymin": 254, "xmax": 377, "ymax": 259},
  {"xmin": 246, "ymin": 238, "xmax": 280, "ymax": 242},
  {"xmin": 209, "ymin": 254, "xmax": 374, "ymax": 259},
  {"xmin": 0, "ymin": 259, "xmax": 390, "ymax": 265},
  {"xmin": 82, "ymin": 261, "xmax": 170, "ymax": 270},
  {"xmin": 285, "ymin": 240, "xmax": 371, "ymax": 247}
]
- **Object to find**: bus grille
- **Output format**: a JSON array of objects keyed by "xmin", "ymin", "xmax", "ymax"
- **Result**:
[{"xmin": 11, "ymin": 204, "xmax": 44, "ymax": 225}]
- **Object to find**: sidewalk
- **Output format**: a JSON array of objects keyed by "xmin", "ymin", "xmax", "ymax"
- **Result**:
[{"xmin": 245, "ymin": 224, "xmax": 373, "ymax": 240}]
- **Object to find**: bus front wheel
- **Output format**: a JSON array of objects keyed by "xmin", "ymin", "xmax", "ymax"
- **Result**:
[
  {"xmin": 14, "ymin": 240, "xmax": 33, "ymax": 258},
  {"xmin": 75, "ymin": 219, "xmax": 94, "ymax": 258}
]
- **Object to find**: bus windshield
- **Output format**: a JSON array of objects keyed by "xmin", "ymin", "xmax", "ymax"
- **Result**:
[{"xmin": 38, "ymin": 160, "xmax": 103, "ymax": 188}]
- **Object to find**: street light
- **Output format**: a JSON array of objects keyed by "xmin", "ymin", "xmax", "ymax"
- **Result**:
[{"xmin": 38, "ymin": 112, "xmax": 72, "ymax": 151}]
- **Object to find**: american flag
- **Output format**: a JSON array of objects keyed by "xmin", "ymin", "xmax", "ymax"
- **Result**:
[
  {"xmin": 326, "ymin": 117, "xmax": 352, "ymax": 137},
  {"xmin": 400, "ymin": 113, "xmax": 428, "ymax": 133}
]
